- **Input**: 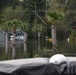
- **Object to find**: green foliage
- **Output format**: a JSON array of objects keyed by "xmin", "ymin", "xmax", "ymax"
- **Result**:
[
  {"xmin": 1, "ymin": 6, "xmax": 14, "ymax": 22},
  {"xmin": 1, "ymin": 21, "xmax": 12, "ymax": 32},
  {"xmin": 34, "ymin": 54, "xmax": 39, "ymax": 58},
  {"xmin": 32, "ymin": 24, "xmax": 44, "ymax": 32},
  {"xmin": 69, "ymin": 0, "xmax": 76, "ymax": 10},
  {"xmin": 69, "ymin": 30, "xmax": 76, "ymax": 49},
  {"xmin": 22, "ymin": 0, "xmax": 46, "ymax": 23},
  {"xmin": 47, "ymin": 10, "xmax": 64, "ymax": 25},
  {"xmin": 1, "ymin": 6, "xmax": 24, "ymax": 22},
  {"xmin": 49, "ymin": 0, "xmax": 61, "ymax": 10},
  {"xmin": 69, "ymin": 30, "xmax": 76, "ymax": 41},
  {"xmin": 0, "ymin": 18, "xmax": 30, "ymax": 33},
  {"xmin": 71, "ymin": 30, "xmax": 76, "ymax": 36},
  {"xmin": 42, "ymin": 47, "xmax": 51, "ymax": 52},
  {"xmin": 0, "ymin": 0, "xmax": 18, "ymax": 10},
  {"xmin": 20, "ymin": 22, "xmax": 30, "ymax": 32},
  {"xmin": 65, "ymin": 11, "xmax": 76, "ymax": 30},
  {"xmin": 0, "ymin": 0, "xmax": 76, "ymax": 38},
  {"xmin": 1, "ymin": 19, "xmax": 21, "ymax": 31},
  {"xmin": 7, "ymin": 19, "xmax": 21, "ymax": 29}
]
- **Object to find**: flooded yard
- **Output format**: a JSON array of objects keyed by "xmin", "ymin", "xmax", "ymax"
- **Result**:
[{"xmin": 0, "ymin": 38, "xmax": 76, "ymax": 60}]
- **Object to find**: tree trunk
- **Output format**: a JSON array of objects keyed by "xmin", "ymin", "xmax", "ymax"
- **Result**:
[
  {"xmin": 11, "ymin": 29, "xmax": 16, "ymax": 59},
  {"xmin": 24, "ymin": 32, "xmax": 27, "ymax": 42},
  {"xmin": 38, "ymin": 32, "xmax": 40, "ymax": 42},
  {"xmin": 5, "ymin": 32, "xmax": 8, "ymax": 54},
  {"xmin": 38, "ymin": 32, "xmax": 40, "ymax": 38},
  {"xmin": 51, "ymin": 25, "xmax": 57, "ymax": 51},
  {"xmin": 12, "ymin": 46, "xmax": 16, "ymax": 59},
  {"xmin": 24, "ymin": 43, "xmax": 27, "ymax": 53},
  {"xmin": 38, "ymin": 38, "xmax": 41, "ymax": 56},
  {"xmin": 12, "ymin": 29, "xmax": 16, "ymax": 46},
  {"xmin": 23, "ymin": 32, "xmax": 27, "ymax": 52},
  {"xmin": 38, "ymin": 32, "xmax": 41, "ymax": 56}
]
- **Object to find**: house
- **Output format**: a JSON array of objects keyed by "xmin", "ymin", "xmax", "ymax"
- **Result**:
[
  {"xmin": 0, "ymin": 29, "xmax": 25, "ymax": 42},
  {"xmin": 9, "ymin": 29, "xmax": 25, "ymax": 41},
  {"xmin": 0, "ymin": 31, "xmax": 5, "ymax": 42}
]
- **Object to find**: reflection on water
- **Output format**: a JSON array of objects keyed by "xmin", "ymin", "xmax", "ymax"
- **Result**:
[
  {"xmin": 12, "ymin": 46, "xmax": 16, "ymax": 59},
  {"xmin": 57, "ymin": 39, "xmax": 76, "ymax": 56},
  {"xmin": 0, "ymin": 38, "xmax": 76, "ymax": 60},
  {"xmin": 23, "ymin": 42, "xmax": 27, "ymax": 53}
]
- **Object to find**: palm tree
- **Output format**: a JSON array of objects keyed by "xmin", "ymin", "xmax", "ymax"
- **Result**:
[
  {"xmin": 20, "ymin": 22, "xmax": 29, "ymax": 52},
  {"xmin": 47, "ymin": 10, "xmax": 64, "ymax": 51},
  {"xmin": 20, "ymin": 22, "xmax": 29, "ymax": 42},
  {"xmin": 32, "ymin": 24, "xmax": 44, "ymax": 54},
  {"xmin": 1, "ymin": 21, "xmax": 12, "ymax": 54},
  {"xmin": 32, "ymin": 24, "xmax": 44, "ymax": 40},
  {"xmin": 4, "ymin": 19, "xmax": 24, "ymax": 58},
  {"xmin": 2, "ymin": 19, "xmax": 21, "ymax": 58},
  {"xmin": 7, "ymin": 19, "xmax": 21, "ymax": 46}
]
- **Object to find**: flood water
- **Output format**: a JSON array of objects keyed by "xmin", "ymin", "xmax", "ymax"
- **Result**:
[{"xmin": 0, "ymin": 38, "xmax": 76, "ymax": 60}]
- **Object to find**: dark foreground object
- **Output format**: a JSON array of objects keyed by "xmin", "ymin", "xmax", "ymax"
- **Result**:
[{"xmin": 0, "ymin": 58, "xmax": 75, "ymax": 75}]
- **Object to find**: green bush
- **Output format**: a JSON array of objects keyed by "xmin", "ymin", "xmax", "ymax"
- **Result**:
[{"xmin": 69, "ymin": 30, "xmax": 76, "ymax": 41}]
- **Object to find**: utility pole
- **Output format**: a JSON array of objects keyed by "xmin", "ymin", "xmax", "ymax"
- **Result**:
[
  {"xmin": 46, "ymin": 0, "xmax": 49, "ymax": 15},
  {"xmin": 34, "ymin": 2, "xmax": 36, "ymax": 35},
  {"xmin": 46, "ymin": 0, "xmax": 47, "ymax": 38},
  {"xmin": 45, "ymin": 0, "xmax": 49, "ymax": 38}
]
